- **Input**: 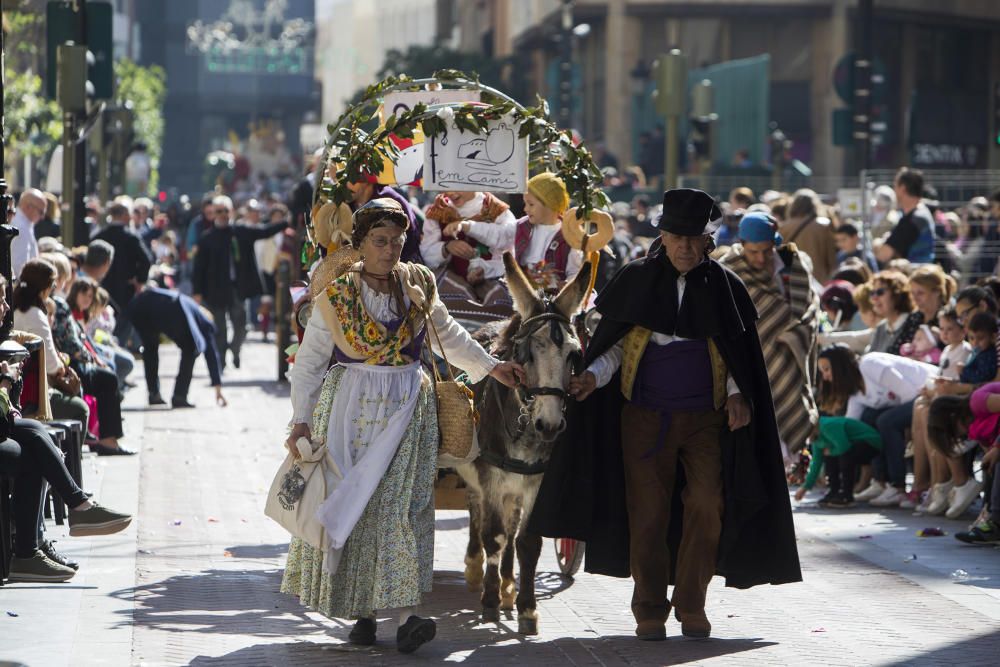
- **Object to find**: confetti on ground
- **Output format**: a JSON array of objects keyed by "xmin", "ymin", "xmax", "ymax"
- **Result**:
[
  {"xmin": 858, "ymin": 535, "xmax": 873, "ymax": 539},
  {"xmin": 171, "ymin": 520, "xmax": 182, "ymax": 526},
  {"xmin": 811, "ymin": 627, "xmax": 826, "ymax": 633}
]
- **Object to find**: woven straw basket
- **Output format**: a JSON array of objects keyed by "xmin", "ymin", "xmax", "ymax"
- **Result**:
[{"xmin": 424, "ymin": 310, "xmax": 478, "ymax": 459}]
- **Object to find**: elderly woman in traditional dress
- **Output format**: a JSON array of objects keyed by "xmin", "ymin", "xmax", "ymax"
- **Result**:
[{"xmin": 280, "ymin": 198, "xmax": 523, "ymax": 654}]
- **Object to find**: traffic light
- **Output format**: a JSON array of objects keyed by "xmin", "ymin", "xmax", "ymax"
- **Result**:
[
  {"xmin": 689, "ymin": 79, "xmax": 717, "ymax": 161},
  {"xmin": 46, "ymin": 1, "xmax": 114, "ymax": 101},
  {"xmin": 653, "ymin": 50, "xmax": 687, "ymax": 117},
  {"xmin": 57, "ymin": 44, "xmax": 93, "ymax": 112}
]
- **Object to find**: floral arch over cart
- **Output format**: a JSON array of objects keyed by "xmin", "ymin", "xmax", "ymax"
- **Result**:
[{"xmin": 301, "ymin": 70, "xmax": 610, "ymax": 577}]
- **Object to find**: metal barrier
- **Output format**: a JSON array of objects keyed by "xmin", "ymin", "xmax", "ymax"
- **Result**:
[
  {"xmin": 861, "ymin": 169, "xmax": 1000, "ymax": 284},
  {"xmin": 677, "ymin": 173, "xmax": 858, "ymax": 203}
]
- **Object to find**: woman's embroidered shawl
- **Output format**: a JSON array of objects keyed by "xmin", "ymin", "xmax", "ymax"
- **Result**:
[{"xmin": 314, "ymin": 262, "xmax": 437, "ymax": 366}]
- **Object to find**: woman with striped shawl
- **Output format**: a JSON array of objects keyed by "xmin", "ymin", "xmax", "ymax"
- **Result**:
[{"xmin": 719, "ymin": 212, "xmax": 821, "ymax": 457}]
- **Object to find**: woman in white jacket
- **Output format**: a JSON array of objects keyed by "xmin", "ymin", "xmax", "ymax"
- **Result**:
[{"xmin": 11, "ymin": 258, "xmax": 90, "ymax": 432}]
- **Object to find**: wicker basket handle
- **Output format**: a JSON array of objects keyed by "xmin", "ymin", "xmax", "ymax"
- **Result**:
[{"xmin": 423, "ymin": 304, "xmax": 458, "ymax": 384}]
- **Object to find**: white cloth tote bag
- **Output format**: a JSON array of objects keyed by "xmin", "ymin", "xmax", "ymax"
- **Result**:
[{"xmin": 265, "ymin": 437, "xmax": 341, "ymax": 550}]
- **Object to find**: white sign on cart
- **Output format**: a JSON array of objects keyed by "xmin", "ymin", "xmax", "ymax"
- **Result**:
[{"xmin": 423, "ymin": 117, "xmax": 528, "ymax": 193}]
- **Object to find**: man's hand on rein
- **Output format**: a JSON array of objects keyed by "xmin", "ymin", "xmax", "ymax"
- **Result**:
[{"xmin": 568, "ymin": 371, "xmax": 597, "ymax": 402}]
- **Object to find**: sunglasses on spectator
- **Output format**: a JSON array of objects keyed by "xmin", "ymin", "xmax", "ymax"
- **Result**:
[{"xmin": 871, "ymin": 287, "xmax": 889, "ymax": 297}]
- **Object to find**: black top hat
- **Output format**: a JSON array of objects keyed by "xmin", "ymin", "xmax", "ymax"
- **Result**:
[{"xmin": 653, "ymin": 188, "xmax": 722, "ymax": 236}]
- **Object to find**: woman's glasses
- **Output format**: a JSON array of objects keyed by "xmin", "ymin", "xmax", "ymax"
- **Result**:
[
  {"xmin": 871, "ymin": 287, "xmax": 888, "ymax": 297},
  {"xmin": 367, "ymin": 233, "xmax": 407, "ymax": 249}
]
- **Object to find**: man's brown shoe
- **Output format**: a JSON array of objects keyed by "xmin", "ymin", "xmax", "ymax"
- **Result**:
[
  {"xmin": 675, "ymin": 609, "xmax": 711, "ymax": 638},
  {"xmin": 635, "ymin": 619, "xmax": 667, "ymax": 641}
]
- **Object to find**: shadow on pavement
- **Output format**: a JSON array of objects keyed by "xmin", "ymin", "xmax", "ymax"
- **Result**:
[
  {"xmin": 116, "ymin": 566, "xmax": 774, "ymax": 665},
  {"xmin": 224, "ymin": 543, "xmax": 289, "ymax": 559},
  {"xmin": 110, "ymin": 568, "xmax": 326, "ymax": 637},
  {"xmin": 187, "ymin": 635, "xmax": 776, "ymax": 666},
  {"xmin": 217, "ymin": 379, "xmax": 291, "ymax": 397},
  {"xmin": 434, "ymin": 515, "xmax": 469, "ymax": 531},
  {"xmin": 882, "ymin": 628, "xmax": 1000, "ymax": 666}
]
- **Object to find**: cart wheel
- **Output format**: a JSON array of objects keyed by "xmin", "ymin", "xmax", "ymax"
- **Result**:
[{"xmin": 554, "ymin": 537, "xmax": 585, "ymax": 577}]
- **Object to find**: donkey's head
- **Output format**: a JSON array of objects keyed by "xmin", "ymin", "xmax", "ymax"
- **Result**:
[{"xmin": 502, "ymin": 252, "xmax": 591, "ymax": 441}]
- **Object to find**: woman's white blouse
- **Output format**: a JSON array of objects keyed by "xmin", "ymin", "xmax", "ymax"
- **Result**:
[
  {"xmin": 289, "ymin": 279, "xmax": 499, "ymax": 425},
  {"xmin": 13, "ymin": 306, "xmax": 62, "ymax": 375}
]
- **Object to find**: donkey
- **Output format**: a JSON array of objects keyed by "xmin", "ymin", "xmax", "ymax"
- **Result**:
[{"xmin": 456, "ymin": 252, "xmax": 590, "ymax": 635}]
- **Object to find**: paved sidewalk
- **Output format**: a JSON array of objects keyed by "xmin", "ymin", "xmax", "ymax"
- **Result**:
[{"xmin": 2, "ymin": 339, "xmax": 1000, "ymax": 666}]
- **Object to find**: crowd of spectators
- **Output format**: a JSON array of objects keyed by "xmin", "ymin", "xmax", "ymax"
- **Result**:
[
  {"xmin": 722, "ymin": 167, "xmax": 1000, "ymax": 548},
  {"xmin": 1, "ymin": 186, "xmax": 291, "ymax": 583},
  {"xmin": 5, "ymin": 159, "xmax": 1000, "ymax": 585}
]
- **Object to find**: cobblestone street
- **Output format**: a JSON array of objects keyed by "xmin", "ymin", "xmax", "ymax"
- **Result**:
[{"xmin": 2, "ymin": 340, "xmax": 999, "ymax": 666}]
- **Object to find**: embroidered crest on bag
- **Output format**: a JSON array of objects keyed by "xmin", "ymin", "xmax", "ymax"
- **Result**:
[{"xmin": 278, "ymin": 464, "xmax": 307, "ymax": 510}]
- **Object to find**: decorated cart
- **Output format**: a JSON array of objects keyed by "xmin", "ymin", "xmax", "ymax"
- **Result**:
[{"xmin": 291, "ymin": 70, "xmax": 613, "ymax": 576}]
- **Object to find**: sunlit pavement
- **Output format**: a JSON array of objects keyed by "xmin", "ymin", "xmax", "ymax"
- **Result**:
[{"xmin": 2, "ymin": 338, "xmax": 999, "ymax": 666}]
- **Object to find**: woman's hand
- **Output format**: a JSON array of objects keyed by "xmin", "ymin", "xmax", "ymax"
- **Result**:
[
  {"xmin": 982, "ymin": 446, "xmax": 1000, "ymax": 473},
  {"xmin": 442, "ymin": 221, "xmax": 468, "ymax": 238},
  {"xmin": 0, "ymin": 361, "xmax": 21, "ymax": 383},
  {"xmin": 446, "ymin": 240, "xmax": 476, "ymax": 260},
  {"xmin": 489, "ymin": 361, "xmax": 525, "ymax": 388},
  {"xmin": 467, "ymin": 266, "xmax": 485, "ymax": 285},
  {"xmin": 286, "ymin": 423, "xmax": 312, "ymax": 458},
  {"xmin": 934, "ymin": 378, "xmax": 963, "ymax": 396},
  {"xmin": 568, "ymin": 371, "xmax": 597, "ymax": 401},
  {"xmin": 214, "ymin": 385, "xmax": 228, "ymax": 407},
  {"xmin": 794, "ymin": 486, "xmax": 808, "ymax": 501}
]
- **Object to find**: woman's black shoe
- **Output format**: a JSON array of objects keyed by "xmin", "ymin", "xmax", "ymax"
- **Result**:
[
  {"xmin": 40, "ymin": 539, "xmax": 79, "ymax": 570},
  {"xmin": 825, "ymin": 492, "xmax": 856, "ymax": 509},
  {"xmin": 348, "ymin": 618, "xmax": 377, "ymax": 646},
  {"xmin": 816, "ymin": 491, "xmax": 836, "ymax": 508},
  {"xmin": 90, "ymin": 443, "xmax": 137, "ymax": 456},
  {"xmin": 396, "ymin": 616, "xmax": 436, "ymax": 654}
]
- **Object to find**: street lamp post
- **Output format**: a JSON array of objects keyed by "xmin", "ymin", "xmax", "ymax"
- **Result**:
[
  {"xmin": 0, "ymin": 4, "xmax": 21, "ymax": 338},
  {"xmin": 853, "ymin": 0, "xmax": 874, "ymax": 172},
  {"xmin": 558, "ymin": 0, "xmax": 573, "ymax": 131}
]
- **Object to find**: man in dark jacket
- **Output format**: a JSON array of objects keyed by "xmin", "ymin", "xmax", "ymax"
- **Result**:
[
  {"xmin": 93, "ymin": 202, "xmax": 154, "ymax": 347},
  {"xmin": 529, "ymin": 189, "xmax": 800, "ymax": 642},
  {"xmin": 127, "ymin": 286, "xmax": 225, "ymax": 408},
  {"xmin": 192, "ymin": 195, "xmax": 288, "ymax": 369}
]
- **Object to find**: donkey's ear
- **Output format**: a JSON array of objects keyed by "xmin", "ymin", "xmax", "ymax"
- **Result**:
[
  {"xmin": 553, "ymin": 259, "xmax": 592, "ymax": 319},
  {"xmin": 503, "ymin": 252, "xmax": 543, "ymax": 317}
]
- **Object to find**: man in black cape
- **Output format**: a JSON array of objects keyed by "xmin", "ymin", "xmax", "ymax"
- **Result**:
[{"xmin": 528, "ymin": 188, "xmax": 800, "ymax": 641}]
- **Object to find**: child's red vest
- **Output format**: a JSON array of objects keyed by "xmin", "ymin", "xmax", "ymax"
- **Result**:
[
  {"xmin": 514, "ymin": 216, "xmax": 572, "ymax": 284},
  {"xmin": 425, "ymin": 193, "xmax": 510, "ymax": 278}
]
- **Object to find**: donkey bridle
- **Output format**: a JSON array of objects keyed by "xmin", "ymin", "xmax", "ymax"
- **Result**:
[
  {"xmin": 482, "ymin": 308, "xmax": 576, "ymax": 475},
  {"xmin": 510, "ymin": 311, "xmax": 574, "ymax": 403}
]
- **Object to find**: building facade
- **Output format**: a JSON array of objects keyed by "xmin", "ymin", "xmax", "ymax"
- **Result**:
[
  {"xmin": 462, "ymin": 0, "xmax": 1000, "ymax": 179},
  {"xmin": 313, "ymin": 0, "xmax": 439, "ymax": 122},
  {"xmin": 136, "ymin": 0, "xmax": 320, "ymax": 196}
]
